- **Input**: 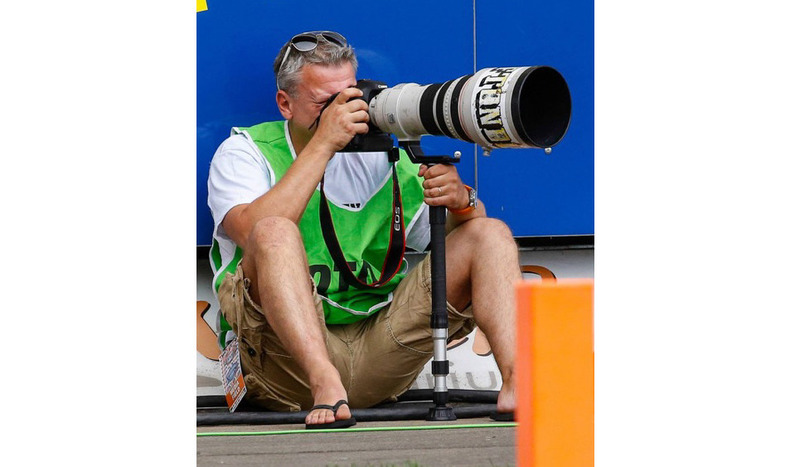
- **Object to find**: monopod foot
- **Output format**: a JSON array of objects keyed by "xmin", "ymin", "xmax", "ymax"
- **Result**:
[{"xmin": 426, "ymin": 405, "xmax": 457, "ymax": 421}]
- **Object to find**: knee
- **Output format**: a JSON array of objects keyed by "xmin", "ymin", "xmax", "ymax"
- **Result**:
[
  {"xmin": 247, "ymin": 216, "xmax": 302, "ymax": 253},
  {"xmin": 460, "ymin": 217, "xmax": 515, "ymax": 246}
]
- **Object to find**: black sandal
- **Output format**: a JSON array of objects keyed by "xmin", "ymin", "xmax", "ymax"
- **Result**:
[{"xmin": 305, "ymin": 399, "xmax": 357, "ymax": 430}]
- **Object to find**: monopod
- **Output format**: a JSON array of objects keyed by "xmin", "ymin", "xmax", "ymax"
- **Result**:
[{"xmin": 401, "ymin": 140, "xmax": 461, "ymax": 421}]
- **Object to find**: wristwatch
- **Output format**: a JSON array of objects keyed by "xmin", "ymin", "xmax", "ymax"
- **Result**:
[{"xmin": 449, "ymin": 185, "xmax": 477, "ymax": 215}]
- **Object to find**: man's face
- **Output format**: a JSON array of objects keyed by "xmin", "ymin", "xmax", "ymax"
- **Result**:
[{"xmin": 284, "ymin": 62, "xmax": 357, "ymax": 136}]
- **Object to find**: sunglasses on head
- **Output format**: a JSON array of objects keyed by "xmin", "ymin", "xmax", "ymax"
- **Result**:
[{"xmin": 277, "ymin": 31, "xmax": 348, "ymax": 74}]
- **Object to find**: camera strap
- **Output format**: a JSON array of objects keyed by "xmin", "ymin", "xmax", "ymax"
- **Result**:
[{"xmin": 318, "ymin": 163, "xmax": 406, "ymax": 289}]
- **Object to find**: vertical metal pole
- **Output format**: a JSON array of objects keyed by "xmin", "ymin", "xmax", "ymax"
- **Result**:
[
  {"xmin": 398, "ymin": 143, "xmax": 459, "ymax": 421},
  {"xmin": 427, "ymin": 203, "xmax": 457, "ymax": 421}
]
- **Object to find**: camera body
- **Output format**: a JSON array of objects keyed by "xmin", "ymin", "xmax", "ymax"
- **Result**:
[{"xmin": 341, "ymin": 79, "xmax": 394, "ymax": 153}]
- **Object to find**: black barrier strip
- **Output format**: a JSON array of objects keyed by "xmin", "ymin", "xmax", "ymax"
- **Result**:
[
  {"xmin": 198, "ymin": 422, "xmax": 517, "ymax": 437},
  {"xmin": 399, "ymin": 389, "xmax": 499, "ymax": 403},
  {"xmin": 516, "ymin": 235, "xmax": 594, "ymax": 249},
  {"xmin": 198, "ymin": 402, "xmax": 499, "ymax": 426},
  {"xmin": 197, "ymin": 389, "xmax": 499, "ymax": 409}
]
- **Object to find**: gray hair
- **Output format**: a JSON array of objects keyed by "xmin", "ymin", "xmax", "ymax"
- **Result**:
[{"xmin": 273, "ymin": 40, "xmax": 358, "ymax": 96}]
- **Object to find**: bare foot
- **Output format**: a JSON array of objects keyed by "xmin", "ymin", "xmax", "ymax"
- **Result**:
[
  {"xmin": 305, "ymin": 374, "xmax": 352, "ymax": 426},
  {"xmin": 496, "ymin": 374, "xmax": 516, "ymax": 415},
  {"xmin": 305, "ymin": 400, "xmax": 353, "ymax": 426}
]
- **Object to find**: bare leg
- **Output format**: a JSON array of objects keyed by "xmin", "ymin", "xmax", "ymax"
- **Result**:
[
  {"xmin": 444, "ymin": 218, "xmax": 520, "ymax": 413},
  {"xmin": 241, "ymin": 216, "xmax": 351, "ymax": 425}
]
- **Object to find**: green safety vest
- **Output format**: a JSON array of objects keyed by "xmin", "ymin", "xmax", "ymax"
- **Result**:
[{"xmin": 215, "ymin": 121, "xmax": 426, "ymax": 328}]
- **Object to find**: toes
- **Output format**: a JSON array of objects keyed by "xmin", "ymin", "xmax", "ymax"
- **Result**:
[
  {"xmin": 321, "ymin": 408, "xmax": 334, "ymax": 424},
  {"xmin": 305, "ymin": 408, "xmax": 335, "ymax": 425}
]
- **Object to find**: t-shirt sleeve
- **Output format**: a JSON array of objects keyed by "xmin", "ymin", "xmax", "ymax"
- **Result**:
[{"xmin": 207, "ymin": 134, "xmax": 273, "ymax": 238}]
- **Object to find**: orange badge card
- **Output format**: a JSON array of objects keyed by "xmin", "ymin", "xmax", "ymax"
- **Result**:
[{"xmin": 219, "ymin": 339, "xmax": 246, "ymax": 412}]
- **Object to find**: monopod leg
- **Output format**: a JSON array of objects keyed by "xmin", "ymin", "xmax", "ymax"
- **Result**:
[{"xmin": 426, "ymin": 204, "xmax": 457, "ymax": 421}]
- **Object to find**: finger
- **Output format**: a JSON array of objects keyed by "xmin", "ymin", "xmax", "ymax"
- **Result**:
[
  {"xmin": 423, "ymin": 173, "xmax": 456, "ymax": 192},
  {"xmin": 423, "ymin": 193, "xmax": 449, "ymax": 207},
  {"xmin": 423, "ymin": 186, "xmax": 447, "ymax": 198},
  {"xmin": 343, "ymin": 98, "xmax": 369, "ymax": 113},
  {"xmin": 350, "ymin": 109, "xmax": 369, "ymax": 123},
  {"xmin": 352, "ymin": 122, "xmax": 369, "ymax": 134},
  {"xmin": 429, "ymin": 168, "xmax": 464, "ymax": 193},
  {"xmin": 422, "ymin": 164, "xmax": 457, "ymax": 182},
  {"xmin": 418, "ymin": 165, "xmax": 429, "ymax": 177},
  {"xmin": 422, "ymin": 164, "xmax": 439, "ymax": 180},
  {"xmin": 337, "ymin": 87, "xmax": 364, "ymax": 103},
  {"xmin": 421, "ymin": 169, "xmax": 448, "ymax": 189}
]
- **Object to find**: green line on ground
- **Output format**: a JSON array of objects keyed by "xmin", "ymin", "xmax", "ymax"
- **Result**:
[{"xmin": 198, "ymin": 423, "xmax": 517, "ymax": 437}]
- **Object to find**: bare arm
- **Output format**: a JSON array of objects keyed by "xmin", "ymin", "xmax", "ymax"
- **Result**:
[{"xmin": 222, "ymin": 88, "xmax": 369, "ymax": 248}]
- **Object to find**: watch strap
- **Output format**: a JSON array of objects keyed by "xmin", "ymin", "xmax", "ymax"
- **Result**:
[{"xmin": 448, "ymin": 184, "xmax": 476, "ymax": 215}]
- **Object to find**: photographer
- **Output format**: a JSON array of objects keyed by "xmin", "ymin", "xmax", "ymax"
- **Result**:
[{"xmin": 207, "ymin": 30, "xmax": 520, "ymax": 428}]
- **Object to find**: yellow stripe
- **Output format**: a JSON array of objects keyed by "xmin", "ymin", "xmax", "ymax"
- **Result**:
[{"xmin": 197, "ymin": 0, "xmax": 207, "ymax": 12}]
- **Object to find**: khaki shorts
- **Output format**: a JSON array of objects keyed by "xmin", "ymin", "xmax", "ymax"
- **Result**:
[{"xmin": 217, "ymin": 254, "xmax": 475, "ymax": 411}]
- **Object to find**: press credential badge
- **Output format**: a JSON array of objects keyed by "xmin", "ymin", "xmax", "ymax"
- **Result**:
[{"xmin": 220, "ymin": 338, "xmax": 246, "ymax": 412}]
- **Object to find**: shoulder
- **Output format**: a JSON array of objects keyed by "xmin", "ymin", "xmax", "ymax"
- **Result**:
[
  {"xmin": 209, "ymin": 130, "xmax": 276, "ymax": 185},
  {"xmin": 211, "ymin": 133, "xmax": 263, "ymax": 166},
  {"xmin": 216, "ymin": 132, "xmax": 252, "ymax": 153},
  {"xmin": 239, "ymin": 121, "xmax": 288, "ymax": 147}
]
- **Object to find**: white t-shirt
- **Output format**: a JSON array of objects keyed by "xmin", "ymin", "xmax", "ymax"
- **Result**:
[{"xmin": 207, "ymin": 121, "xmax": 431, "ymax": 281}]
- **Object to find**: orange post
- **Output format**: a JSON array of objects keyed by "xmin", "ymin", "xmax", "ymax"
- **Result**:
[{"xmin": 515, "ymin": 279, "xmax": 594, "ymax": 467}]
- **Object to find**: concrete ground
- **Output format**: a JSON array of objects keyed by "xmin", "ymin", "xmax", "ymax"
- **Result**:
[{"xmin": 197, "ymin": 416, "xmax": 516, "ymax": 466}]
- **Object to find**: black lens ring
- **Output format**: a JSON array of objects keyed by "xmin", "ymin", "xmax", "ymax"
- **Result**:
[
  {"xmin": 434, "ymin": 79, "xmax": 457, "ymax": 138},
  {"xmin": 420, "ymin": 83, "xmax": 445, "ymax": 136},
  {"xmin": 448, "ymin": 75, "xmax": 473, "ymax": 143}
]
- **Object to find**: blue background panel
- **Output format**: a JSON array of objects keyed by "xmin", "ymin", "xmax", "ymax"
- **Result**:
[
  {"xmin": 197, "ymin": 0, "xmax": 593, "ymax": 244},
  {"xmin": 475, "ymin": 0, "xmax": 594, "ymax": 236}
]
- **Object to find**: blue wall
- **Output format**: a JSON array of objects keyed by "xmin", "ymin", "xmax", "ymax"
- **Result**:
[{"xmin": 197, "ymin": 0, "xmax": 593, "ymax": 244}]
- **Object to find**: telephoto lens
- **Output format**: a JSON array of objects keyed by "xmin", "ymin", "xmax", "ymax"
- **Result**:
[{"xmin": 367, "ymin": 66, "xmax": 571, "ymax": 149}]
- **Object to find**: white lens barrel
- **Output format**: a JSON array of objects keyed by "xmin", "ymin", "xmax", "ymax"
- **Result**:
[
  {"xmin": 368, "ymin": 66, "xmax": 571, "ymax": 149},
  {"xmin": 369, "ymin": 83, "xmax": 427, "ymax": 141}
]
